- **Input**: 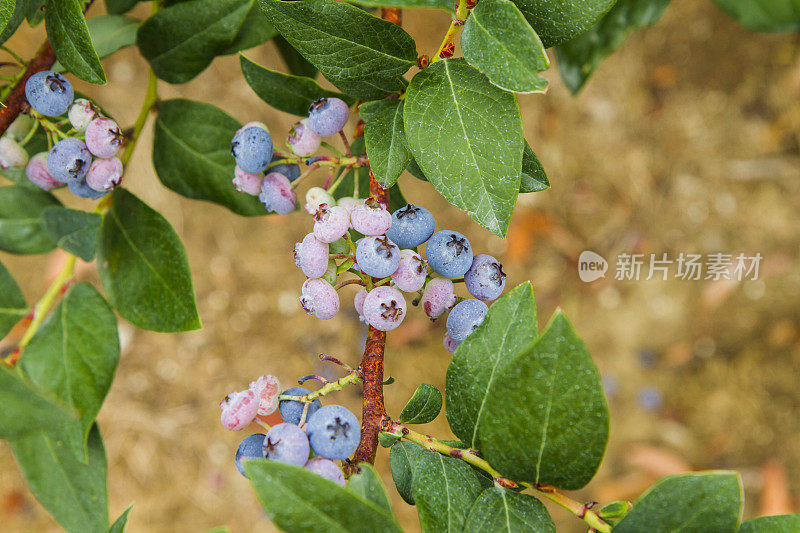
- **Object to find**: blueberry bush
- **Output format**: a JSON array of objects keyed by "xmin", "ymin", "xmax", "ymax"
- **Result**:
[{"xmin": 0, "ymin": 1, "xmax": 798, "ymax": 532}]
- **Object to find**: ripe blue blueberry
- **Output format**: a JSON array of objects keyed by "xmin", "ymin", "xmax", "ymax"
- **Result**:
[
  {"xmin": 68, "ymin": 177, "xmax": 108, "ymax": 200},
  {"xmin": 385, "ymin": 204, "xmax": 435, "ymax": 249},
  {"xmin": 47, "ymin": 138, "xmax": 92, "ymax": 183},
  {"xmin": 279, "ymin": 386, "xmax": 322, "ymax": 425},
  {"xmin": 304, "ymin": 458, "xmax": 345, "ymax": 486},
  {"xmin": 25, "ymin": 71, "xmax": 73, "ymax": 116},
  {"xmin": 231, "ymin": 126, "xmax": 273, "ymax": 173},
  {"xmin": 263, "ymin": 423, "xmax": 310, "ymax": 466},
  {"xmin": 305, "ymin": 405, "xmax": 360, "ymax": 460},
  {"xmin": 464, "ymin": 254, "xmax": 506, "ymax": 301},
  {"xmin": 307, "ymin": 97, "xmax": 349, "ymax": 137},
  {"xmin": 269, "ymin": 154, "xmax": 301, "ymax": 182},
  {"xmin": 446, "ymin": 299, "xmax": 488, "ymax": 342},
  {"xmin": 235, "ymin": 433, "xmax": 266, "ymax": 477},
  {"xmin": 425, "ymin": 230, "xmax": 473, "ymax": 278},
  {"xmin": 355, "ymin": 236, "xmax": 401, "ymax": 278}
]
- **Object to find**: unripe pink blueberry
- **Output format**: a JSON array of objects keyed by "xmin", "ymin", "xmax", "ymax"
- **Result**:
[
  {"xmin": 288, "ymin": 118, "xmax": 321, "ymax": 157},
  {"xmin": 84, "ymin": 117, "xmax": 123, "ymax": 158},
  {"xmin": 297, "ymin": 232, "xmax": 329, "ymax": 279},
  {"xmin": 233, "ymin": 165, "xmax": 263, "ymax": 195},
  {"xmin": 354, "ymin": 288, "xmax": 367, "ymax": 322},
  {"xmin": 249, "ymin": 374, "xmax": 281, "ymax": 416},
  {"xmin": 67, "ymin": 98, "xmax": 98, "ymax": 132},
  {"xmin": 85, "ymin": 157, "xmax": 123, "ymax": 192},
  {"xmin": 313, "ymin": 204, "xmax": 350, "ymax": 243},
  {"xmin": 25, "ymin": 152, "xmax": 60, "ymax": 190},
  {"xmin": 259, "ymin": 172, "xmax": 296, "ymax": 215},
  {"xmin": 420, "ymin": 278, "xmax": 458, "ymax": 319},
  {"xmin": 392, "ymin": 250, "xmax": 428, "ymax": 292},
  {"xmin": 305, "ymin": 186, "xmax": 335, "ymax": 214},
  {"xmin": 235, "ymin": 121, "xmax": 268, "ymax": 137},
  {"xmin": 337, "ymin": 196, "xmax": 360, "ymax": 215},
  {"xmin": 300, "ymin": 278, "xmax": 340, "ymax": 320},
  {"xmin": 219, "ymin": 390, "xmax": 259, "ymax": 430},
  {"xmin": 304, "ymin": 458, "xmax": 345, "ymax": 486},
  {"xmin": 363, "ymin": 286, "xmax": 406, "ymax": 331},
  {"xmin": 350, "ymin": 197, "xmax": 392, "ymax": 236},
  {"xmin": 443, "ymin": 332, "xmax": 461, "ymax": 354},
  {"xmin": 0, "ymin": 137, "xmax": 28, "ymax": 170}
]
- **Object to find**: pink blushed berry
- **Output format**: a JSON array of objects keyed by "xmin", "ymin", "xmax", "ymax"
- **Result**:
[
  {"xmin": 363, "ymin": 286, "xmax": 406, "ymax": 331},
  {"xmin": 300, "ymin": 278, "xmax": 340, "ymax": 320},
  {"xmin": 304, "ymin": 458, "xmax": 345, "ymax": 485},
  {"xmin": 420, "ymin": 278, "xmax": 458, "ymax": 319},
  {"xmin": 350, "ymin": 197, "xmax": 392, "ymax": 236},
  {"xmin": 235, "ymin": 121, "xmax": 268, "ymax": 137},
  {"xmin": 220, "ymin": 390, "xmax": 259, "ymax": 430},
  {"xmin": 392, "ymin": 249, "xmax": 428, "ymax": 292},
  {"xmin": 25, "ymin": 152, "xmax": 60, "ymax": 190},
  {"xmin": 85, "ymin": 117, "xmax": 123, "ymax": 159},
  {"xmin": 313, "ymin": 204, "xmax": 350, "ymax": 243},
  {"xmin": 67, "ymin": 98, "xmax": 98, "ymax": 132},
  {"xmin": 288, "ymin": 118, "xmax": 321, "ymax": 157},
  {"xmin": 85, "ymin": 157, "xmax": 123, "ymax": 192},
  {"xmin": 249, "ymin": 374, "xmax": 281, "ymax": 416},
  {"xmin": 305, "ymin": 186, "xmax": 335, "ymax": 214},
  {"xmin": 233, "ymin": 165, "xmax": 263, "ymax": 195},
  {"xmin": 259, "ymin": 172, "xmax": 296, "ymax": 215},
  {"xmin": 337, "ymin": 196, "xmax": 360, "ymax": 215},
  {"xmin": 443, "ymin": 332, "xmax": 461, "ymax": 354},
  {"xmin": 297, "ymin": 232, "xmax": 329, "ymax": 279},
  {"xmin": 354, "ymin": 288, "xmax": 367, "ymax": 322}
]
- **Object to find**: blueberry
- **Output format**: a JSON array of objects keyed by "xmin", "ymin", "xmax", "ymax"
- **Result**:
[
  {"xmin": 299, "ymin": 278, "xmax": 340, "ymax": 320},
  {"xmin": 425, "ymin": 230, "xmax": 473, "ymax": 278},
  {"xmin": 263, "ymin": 423, "xmax": 310, "ymax": 466},
  {"xmin": 443, "ymin": 332, "xmax": 461, "ymax": 354},
  {"xmin": 307, "ymin": 97, "xmax": 349, "ymax": 137},
  {"xmin": 25, "ymin": 71, "xmax": 73, "ymax": 116},
  {"xmin": 0, "ymin": 137, "xmax": 29, "ymax": 171},
  {"xmin": 355, "ymin": 236, "xmax": 400, "ymax": 278},
  {"xmin": 25, "ymin": 152, "xmax": 61, "ymax": 190},
  {"xmin": 296, "ymin": 232, "xmax": 329, "ymax": 279},
  {"xmin": 259, "ymin": 172, "xmax": 296, "ymax": 215},
  {"xmin": 391, "ymin": 249, "xmax": 428, "ymax": 292},
  {"xmin": 638, "ymin": 387, "xmax": 663, "ymax": 411},
  {"xmin": 279, "ymin": 386, "xmax": 322, "ymax": 425},
  {"xmin": 235, "ymin": 121, "xmax": 268, "ymax": 137},
  {"xmin": 305, "ymin": 405, "xmax": 360, "ymax": 460},
  {"xmin": 47, "ymin": 138, "xmax": 92, "ymax": 183},
  {"xmin": 313, "ymin": 204, "xmax": 350, "ymax": 243},
  {"xmin": 420, "ymin": 278, "xmax": 458, "ymax": 319},
  {"xmin": 231, "ymin": 125, "xmax": 273, "ymax": 173},
  {"xmin": 288, "ymin": 118, "xmax": 321, "ymax": 156},
  {"xmin": 350, "ymin": 197, "xmax": 392, "ymax": 236},
  {"xmin": 353, "ymin": 288, "xmax": 368, "ymax": 323},
  {"xmin": 385, "ymin": 204, "xmax": 435, "ymax": 249},
  {"xmin": 269, "ymin": 153, "xmax": 301, "ymax": 182},
  {"xmin": 233, "ymin": 165, "xmax": 263, "ymax": 195},
  {"xmin": 304, "ymin": 186, "xmax": 336, "ymax": 215},
  {"xmin": 336, "ymin": 196, "xmax": 360, "ymax": 215},
  {"xmin": 235, "ymin": 433, "xmax": 266, "ymax": 477},
  {"xmin": 304, "ymin": 458, "xmax": 345, "ymax": 486},
  {"xmin": 249, "ymin": 374, "xmax": 282, "ymax": 416},
  {"xmin": 362, "ymin": 286, "xmax": 406, "ymax": 331},
  {"xmin": 67, "ymin": 98, "xmax": 98, "ymax": 132},
  {"xmin": 84, "ymin": 117, "xmax": 122, "ymax": 159},
  {"xmin": 464, "ymin": 254, "xmax": 506, "ymax": 301},
  {"xmin": 85, "ymin": 157, "xmax": 123, "ymax": 192},
  {"xmin": 68, "ymin": 177, "xmax": 107, "ymax": 200},
  {"xmin": 220, "ymin": 390, "xmax": 259, "ymax": 431},
  {"xmin": 446, "ymin": 299, "xmax": 488, "ymax": 342}
]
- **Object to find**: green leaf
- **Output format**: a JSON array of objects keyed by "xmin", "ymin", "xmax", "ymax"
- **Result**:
[
  {"xmin": 0, "ymin": 260, "xmax": 27, "ymax": 339},
  {"xmin": 412, "ymin": 449, "xmax": 484, "ymax": 532},
  {"xmin": 446, "ymin": 282, "xmax": 537, "ymax": 449},
  {"xmin": 389, "ymin": 441, "xmax": 423, "ymax": 504},
  {"xmin": 246, "ymin": 460, "xmax": 402, "ymax": 532},
  {"xmin": 20, "ymin": 282, "xmax": 120, "ymax": 449},
  {"xmin": 739, "ymin": 514, "xmax": 800, "ymax": 533},
  {"xmin": 98, "ymin": 188, "xmax": 201, "ymax": 332},
  {"xmin": 41, "ymin": 206, "xmax": 102, "ymax": 261},
  {"xmin": 153, "ymin": 98, "xmax": 265, "ymax": 216},
  {"xmin": 404, "ymin": 58, "xmax": 523, "ymax": 236},
  {"xmin": 258, "ymin": 0, "xmax": 417, "ymax": 99},
  {"xmin": 54, "ymin": 15, "xmax": 140, "ymax": 73},
  {"xmin": 461, "ymin": 0, "xmax": 549, "ymax": 94},
  {"xmin": 0, "ymin": 185, "xmax": 60, "ymax": 255},
  {"xmin": 463, "ymin": 487, "xmax": 554, "ymax": 533},
  {"xmin": 240, "ymin": 55, "xmax": 353, "ymax": 116},
  {"xmin": 520, "ymin": 141, "xmax": 549, "ymax": 193},
  {"xmin": 10, "ymin": 424, "xmax": 109, "ymax": 533},
  {"xmin": 346, "ymin": 464, "xmax": 395, "ymax": 515},
  {"xmin": 399, "ymin": 383, "xmax": 442, "ymax": 424},
  {"xmin": 0, "ymin": 0, "xmax": 41, "ymax": 45},
  {"xmin": 220, "ymin": 1, "xmax": 277, "ymax": 54},
  {"xmin": 274, "ymin": 34, "xmax": 317, "ymax": 78},
  {"xmin": 511, "ymin": 0, "xmax": 617, "ymax": 48},
  {"xmin": 478, "ymin": 310, "xmax": 609, "ymax": 489},
  {"xmin": 45, "ymin": 0, "xmax": 106, "ymax": 85},
  {"xmin": 362, "ymin": 99, "xmax": 412, "ymax": 188},
  {"xmin": 379, "ymin": 431, "xmax": 401, "ymax": 448},
  {"xmin": 0, "ymin": 0, "xmax": 14, "ymax": 35},
  {"xmin": 614, "ymin": 471, "xmax": 743, "ymax": 532},
  {"xmin": 713, "ymin": 0, "xmax": 800, "ymax": 32},
  {"xmin": 556, "ymin": 0, "xmax": 670, "ymax": 94},
  {"xmin": 106, "ymin": 0, "xmax": 140, "ymax": 15},
  {"xmin": 109, "ymin": 505, "xmax": 133, "ymax": 533},
  {"xmin": 137, "ymin": 0, "xmax": 254, "ymax": 84},
  {"xmin": 352, "ymin": 0, "xmax": 452, "ymax": 10}
]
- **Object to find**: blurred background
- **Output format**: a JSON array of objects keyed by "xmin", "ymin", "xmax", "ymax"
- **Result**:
[{"xmin": 1, "ymin": 1, "xmax": 800, "ymax": 531}]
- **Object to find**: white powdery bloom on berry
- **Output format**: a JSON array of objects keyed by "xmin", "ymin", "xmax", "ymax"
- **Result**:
[
  {"xmin": 25, "ymin": 152, "xmax": 60, "ymax": 190},
  {"xmin": 85, "ymin": 157, "xmax": 123, "ymax": 192},
  {"xmin": 85, "ymin": 117, "xmax": 122, "ymax": 159},
  {"xmin": 350, "ymin": 197, "xmax": 392, "ymax": 236},
  {"xmin": 233, "ymin": 165, "xmax": 263, "ymax": 195},
  {"xmin": 219, "ymin": 390, "xmax": 259, "ymax": 430},
  {"xmin": 249, "ymin": 374, "xmax": 281, "ymax": 416},
  {"xmin": 420, "ymin": 278, "xmax": 458, "ymax": 319},
  {"xmin": 336, "ymin": 196, "xmax": 360, "ymax": 215},
  {"xmin": 259, "ymin": 172, "xmax": 296, "ymax": 215},
  {"xmin": 313, "ymin": 204, "xmax": 350, "ymax": 243},
  {"xmin": 443, "ymin": 332, "xmax": 461, "ymax": 354},
  {"xmin": 235, "ymin": 121, "xmax": 268, "ymax": 137},
  {"xmin": 354, "ymin": 288, "xmax": 368, "ymax": 323},
  {"xmin": 67, "ymin": 98, "xmax": 98, "ymax": 132},
  {"xmin": 305, "ymin": 186, "xmax": 335, "ymax": 214},
  {"xmin": 297, "ymin": 232, "xmax": 329, "ymax": 279},
  {"xmin": 288, "ymin": 118, "xmax": 321, "ymax": 157},
  {"xmin": 0, "ymin": 137, "xmax": 29, "ymax": 170},
  {"xmin": 363, "ymin": 286, "xmax": 406, "ymax": 331},
  {"xmin": 392, "ymin": 249, "xmax": 428, "ymax": 292},
  {"xmin": 299, "ymin": 278, "xmax": 340, "ymax": 320}
]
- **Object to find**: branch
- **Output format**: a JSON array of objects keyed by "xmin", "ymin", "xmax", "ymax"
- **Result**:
[{"xmin": 0, "ymin": 41, "xmax": 56, "ymax": 135}]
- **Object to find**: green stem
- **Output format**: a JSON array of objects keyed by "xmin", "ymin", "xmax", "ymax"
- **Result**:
[
  {"xmin": 326, "ymin": 164, "xmax": 352, "ymax": 195},
  {"xmin": 431, "ymin": 0, "xmax": 470, "ymax": 62},
  {"xmin": 18, "ymin": 119, "xmax": 39, "ymax": 147},
  {"xmin": 0, "ymin": 45, "xmax": 26, "ymax": 66},
  {"xmin": 120, "ymin": 68, "xmax": 158, "ymax": 167}
]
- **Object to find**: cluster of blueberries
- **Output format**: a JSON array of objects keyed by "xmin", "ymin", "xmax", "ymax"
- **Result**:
[
  {"xmin": 229, "ymin": 97, "xmax": 350, "ymax": 214},
  {"xmin": 0, "ymin": 70, "xmax": 125, "ymax": 198},
  {"xmin": 220, "ymin": 375, "xmax": 358, "ymax": 486}
]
